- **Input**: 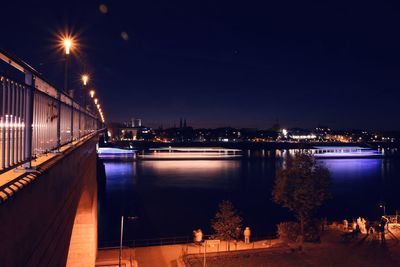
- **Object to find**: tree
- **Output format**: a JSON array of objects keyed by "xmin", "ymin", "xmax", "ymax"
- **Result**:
[
  {"xmin": 211, "ymin": 200, "xmax": 243, "ymax": 242},
  {"xmin": 272, "ymin": 153, "xmax": 330, "ymax": 242}
]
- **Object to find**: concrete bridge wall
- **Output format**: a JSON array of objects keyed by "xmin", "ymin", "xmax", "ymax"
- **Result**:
[{"xmin": 0, "ymin": 136, "xmax": 98, "ymax": 267}]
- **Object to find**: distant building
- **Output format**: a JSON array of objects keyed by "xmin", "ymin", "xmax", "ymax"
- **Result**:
[{"xmin": 131, "ymin": 118, "xmax": 142, "ymax": 127}]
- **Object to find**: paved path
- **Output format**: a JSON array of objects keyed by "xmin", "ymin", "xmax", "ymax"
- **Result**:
[{"xmin": 96, "ymin": 239, "xmax": 279, "ymax": 267}]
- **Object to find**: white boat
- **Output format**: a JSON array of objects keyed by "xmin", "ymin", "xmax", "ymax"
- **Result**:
[
  {"xmin": 97, "ymin": 147, "xmax": 136, "ymax": 159},
  {"xmin": 138, "ymin": 147, "xmax": 242, "ymax": 160},
  {"xmin": 312, "ymin": 146, "xmax": 383, "ymax": 158}
]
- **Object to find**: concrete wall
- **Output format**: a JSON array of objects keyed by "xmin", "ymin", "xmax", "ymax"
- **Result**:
[{"xmin": 0, "ymin": 136, "xmax": 98, "ymax": 267}]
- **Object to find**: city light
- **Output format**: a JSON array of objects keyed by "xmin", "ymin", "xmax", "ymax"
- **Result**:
[
  {"xmin": 90, "ymin": 90, "xmax": 95, "ymax": 98},
  {"xmin": 94, "ymin": 98, "xmax": 98, "ymax": 104}
]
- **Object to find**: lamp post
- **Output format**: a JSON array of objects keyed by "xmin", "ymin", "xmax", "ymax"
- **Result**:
[
  {"xmin": 81, "ymin": 75, "xmax": 89, "ymax": 109},
  {"xmin": 119, "ymin": 216, "xmax": 138, "ymax": 267},
  {"xmin": 380, "ymin": 204, "xmax": 386, "ymax": 216},
  {"xmin": 63, "ymin": 38, "xmax": 73, "ymax": 94},
  {"xmin": 80, "ymin": 74, "xmax": 89, "ymax": 137}
]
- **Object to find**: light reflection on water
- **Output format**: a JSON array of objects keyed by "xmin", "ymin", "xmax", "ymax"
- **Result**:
[
  {"xmin": 138, "ymin": 160, "xmax": 241, "ymax": 188},
  {"xmin": 99, "ymin": 150, "xmax": 400, "ymax": 244},
  {"xmin": 320, "ymin": 158, "xmax": 381, "ymax": 180}
]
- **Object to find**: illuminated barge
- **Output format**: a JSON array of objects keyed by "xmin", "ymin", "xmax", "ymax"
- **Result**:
[
  {"xmin": 312, "ymin": 146, "xmax": 383, "ymax": 158},
  {"xmin": 139, "ymin": 147, "xmax": 242, "ymax": 160},
  {"xmin": 97, "ymin": 147, "xmax": 136, "ymax": 159}
]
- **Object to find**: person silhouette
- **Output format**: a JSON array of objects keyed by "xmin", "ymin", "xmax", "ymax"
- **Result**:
[
  {"xmin": 379, "ymin": 217, "xmax": 388, "ymax": 243},
  {"xmin": 244, "ymin": 227, "xmax": 251, "ymax": 244}
]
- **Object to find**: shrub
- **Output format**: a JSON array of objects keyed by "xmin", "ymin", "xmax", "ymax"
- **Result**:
[
  {"xmin": 277, "ymin": 220, "xmax": 321, "ymax": 243},
  {"xmin": 277, "ymin": 222, "xmax": 300, "ymax": 242}
]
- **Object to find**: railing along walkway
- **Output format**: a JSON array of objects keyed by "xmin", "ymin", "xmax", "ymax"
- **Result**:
[
  {"xmin": 0, "ymin": 131, "xmax": 101, "ymax": 203},
  {"xmin": 0, "ymin": 49, "xmax": 102, "ymax": 174},
  {"xmin": 99, "ymin": 234, "xmax": 276, "ymax": 249}
]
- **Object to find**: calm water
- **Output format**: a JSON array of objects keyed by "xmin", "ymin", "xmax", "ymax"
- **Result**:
[{"xmin": 98, "ymin": 151, "xmax": 400, "ymax": 246}]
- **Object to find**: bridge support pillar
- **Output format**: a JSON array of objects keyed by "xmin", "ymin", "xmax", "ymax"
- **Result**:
[{"xmin": 66, "ymin": 170, "xmax": 98, "ymax": 267}]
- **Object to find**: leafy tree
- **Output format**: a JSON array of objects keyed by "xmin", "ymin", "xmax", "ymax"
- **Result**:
[
  {"xmin": 272, "ymin": 153, "xmax": 330, "ymax": 241},
  {"xmin": 211, "ymin": 200, "xmax": 243, "ymax": 241}
]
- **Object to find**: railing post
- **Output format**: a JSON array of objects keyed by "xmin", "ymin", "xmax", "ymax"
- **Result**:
[
  {"xmin": 56, "ymin": 92, "xmax": 61, "ymax": 150},
  {"xmin": 70, "ymin": 99, "xmax": 73, "ymax": 142},
  {"xmin": 78, "ymin": 107, "xmax": 81, "ymax": 139},
  {"xmin": 1, "ymin": 77, "xmax": 6, "ymax": 170},
  {"xmin": 23, "ymin": 72, "xmax": 34, "ymax": 169}
]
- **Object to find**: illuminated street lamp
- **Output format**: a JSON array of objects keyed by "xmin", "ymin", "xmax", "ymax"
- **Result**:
[
  {"xmin": 62, "ymin": 36, "xmax": 74, "ymax": 95},
  {"xmin": 380, "ymin": 204, "xmax": 386, "ymax": 216},
  {"xmin": 81, "ymin": 74, "xmax": 90, "ymax": 111},
  {"xmin": 94, "ymin": 98, "xmax": 98, "ymax": 105},
  {"xmin": 81, "ymin": 74, "xmax": 89, "ymax": 86},
  {"xmin": 90, "ymin": 89, "xmax": 95, "ymax": 98},
  {"xmin": 63, "ymin": 38, "xmax": 73, "ymax": 55}
]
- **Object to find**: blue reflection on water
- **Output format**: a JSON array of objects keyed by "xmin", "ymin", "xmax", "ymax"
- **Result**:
[
  {"xmin": 321, "ymin": 158, "xmax": 381, "ymax": 180},
  {"xmin": 104, "ymin": 162, "xmax": 136, "ymax": 187}
]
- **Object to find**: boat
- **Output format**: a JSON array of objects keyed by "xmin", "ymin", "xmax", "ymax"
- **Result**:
[
  {"xmin": 138, "ymin": 147, "xmax": 242, "ymax": 160},
  {"xmin": 97, "ymin": 147, "xmax": 136, "ymax": 159},
  {"xmin": 311, "ymin": 146, "xmax": 383, "ymax": 158}
]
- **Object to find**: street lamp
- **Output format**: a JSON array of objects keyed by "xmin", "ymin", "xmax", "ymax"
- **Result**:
[
  {"xmin": 380, "ymin": 204, "xmax": 386, "ymax": 216},
  {"xmin": 94, "ymin": 98, "xmax": 98, "ymax": 105},
  {"xmin": 90, "ymin": 89, "xmax": 95, "ymax": 98},
  {"xmin": 81, "ymin": 74, "xmax": 90, "ymax": 111},
  {"xmin": 63, "ymin": 38, "xmax": 73, "ymax": 55},
  {"xmin": 82, "ymin": 74, "xmax": 89, "ymax": 86},
  {"xmin": 62, "ymin": 37, "xmax": 74, "ymax": 95},
  {"xmin": 119, "ymin": 216, "xmax": 138, "ymax": 267}
]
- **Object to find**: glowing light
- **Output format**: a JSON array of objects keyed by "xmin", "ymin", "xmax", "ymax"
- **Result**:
[
  {"xmin": 94, "ymin": 98, "xmax": 98, "ymax": 104},
  {"xmin": 282, "ymin": 129, "xmax": 288, "ymax": 137},
  {"xmin": 63, "ymin": 38, "xmax": 73, "ymax": 55},
  {"xmin": 121, "ymin": 32, "xmax": 129, "ymax": 41},
  {"xmin": 90, "ymin": 90, "xmax": 95, "ymax": 98},
  {"xmin": 82, "ymin": 74, "xmax": 89, "ymax": 86},
  {"xmin": 97, "ymin": 104, "xmax": 100, "ymax": 109},
  {"xmin": 99, "ymin": 4, "xmax": 108, "ymax": 14},
  {"xmin": 290, "ymin": 134, "xmax": 317, "ymax": 140}
]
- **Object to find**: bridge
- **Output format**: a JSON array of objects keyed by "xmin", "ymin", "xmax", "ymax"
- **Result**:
[{"xmin": 0, "ymin": 49, "xmax": 104, "ymax": 266}]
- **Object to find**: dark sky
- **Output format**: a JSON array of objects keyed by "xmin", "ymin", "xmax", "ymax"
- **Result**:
[{"xmin": 1, "ymin": 0, "xmax": 400, "ymax": 130}]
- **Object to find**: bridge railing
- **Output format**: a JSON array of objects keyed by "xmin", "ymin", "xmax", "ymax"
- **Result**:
[{"xmin": 0, "ymin": 50, "xmax": 102, "ymax": 173}]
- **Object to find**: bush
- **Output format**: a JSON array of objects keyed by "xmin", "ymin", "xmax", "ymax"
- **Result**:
[
  {"xmin": 277, "ymin": 220, "xmax": 321, "ymax": 243},
  {"xmin": 277, "ymin": 222, "xmax": 300, "ymax": 242},
  {"xmin": 304, "ymin": 220, "xmax": 321, "ymax": 243}
]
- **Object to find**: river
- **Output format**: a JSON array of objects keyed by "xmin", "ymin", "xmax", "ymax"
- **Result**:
[{"xmin": 98, "ymin": 149, "xmax": 400, "ymax": 246}]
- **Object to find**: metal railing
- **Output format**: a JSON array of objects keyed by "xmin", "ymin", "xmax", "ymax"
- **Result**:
[
  {"xmin": 0, "ymin": 49, "xmax": 102, "ymax": 173},
  {"xmin": 99, "ymin": 234, "xmax": 277, "ymax": 249}
]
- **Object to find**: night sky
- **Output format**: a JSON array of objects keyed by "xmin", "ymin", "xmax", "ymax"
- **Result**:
[{"xmin": 1, "ymin": 1, "xmax": 400, "ymax": 130}]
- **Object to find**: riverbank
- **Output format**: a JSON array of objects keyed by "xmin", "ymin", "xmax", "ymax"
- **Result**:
[
  {"xmin": 96, "ymin": 238, "xmax": 281, "ymax": 267},
  {"xmin": 96, "ymin": 226, "xmax": 400, "ymax": 267}
]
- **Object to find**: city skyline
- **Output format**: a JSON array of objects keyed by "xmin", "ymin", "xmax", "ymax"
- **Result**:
[{"xmin": 2, "ymin": 1, "xmax": 400, "ymax": 130}]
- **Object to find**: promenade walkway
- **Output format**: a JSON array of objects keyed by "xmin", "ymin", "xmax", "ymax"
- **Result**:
[{"xmin": 96, "ymin": 239, "xmax": 280, "ymax": 267}]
